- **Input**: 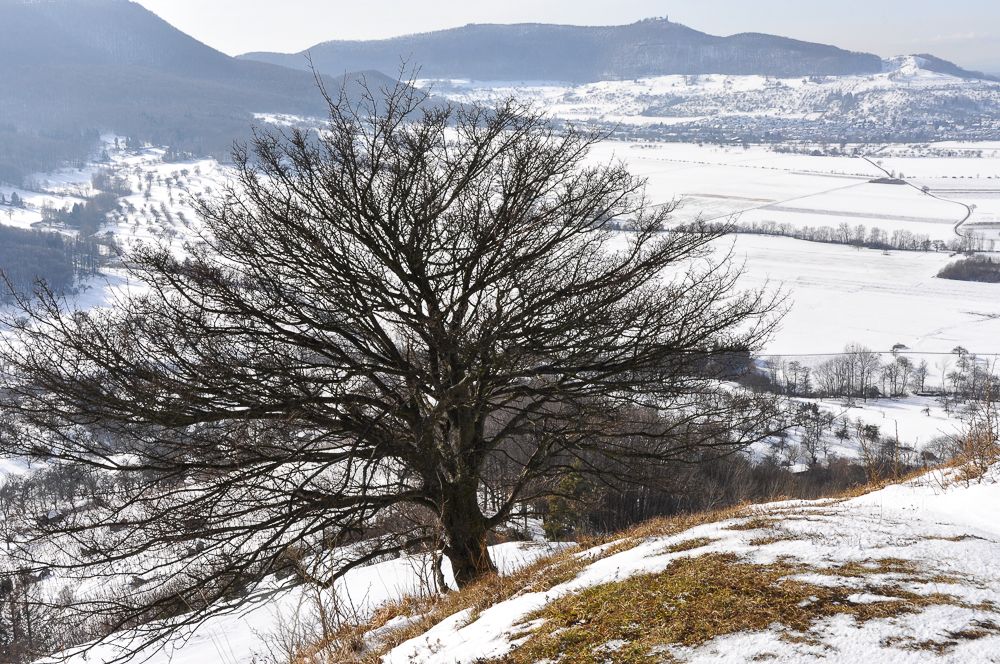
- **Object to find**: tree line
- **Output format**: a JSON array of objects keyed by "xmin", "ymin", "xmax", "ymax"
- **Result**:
[
  {"xmin": 731, "ymin": 219, "xmax": 996, "ymax": 254},
  {"xmin": 756, "ymin": 343, "xmax": 996, "ymax": 405},
  {"xmin": 0, "ymin": 225, "xmax": 108, "ymax": 300}
]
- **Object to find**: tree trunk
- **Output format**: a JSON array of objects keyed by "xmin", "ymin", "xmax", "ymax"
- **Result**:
[{"xmin": 440, "ymin": 481, "xmax": 497, "ymax": 588}]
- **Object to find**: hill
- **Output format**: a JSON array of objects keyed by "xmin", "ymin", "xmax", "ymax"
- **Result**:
[
  {"xmin": 0, "ymin": 0, "xmax": 394, "ymax": 185},
  {"xmin": 240, "ymin": 18, "xmax": 883, "ymax": 83},
  {"xmin": 913, "ymin": 53, "xmax": 1000, "ymax": 82},
  {"xmin": 422, "ymin": 56, "xmax": 1000, "ymax": 144},
  {"xmin": 46, "ymin": 464, "xmax": 1000, "ymax": 663}
]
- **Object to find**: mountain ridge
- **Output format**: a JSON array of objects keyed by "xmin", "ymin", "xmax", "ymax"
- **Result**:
[
  {"xmin": 240, "ymin": 18, "xmax": 884, "ymax": 83},
  {"xmin": 0, "ymin": 0, "xmax": 395, "ymax": 184}
]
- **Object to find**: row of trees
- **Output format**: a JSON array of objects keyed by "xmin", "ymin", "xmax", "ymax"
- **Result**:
[
  {"xmin": 734, "ymin": 220, "xmax": 937, "ymax": 252},
  {"xmin": 763, "ymin": 344, "xmax": 930, "ymax": 401},
  {"xmin": 763, "ymin": 344, "xmax": 997, "ymax": 406},
  {"xmin": 733, "ymin": 220, "xmax": 997, "ymax": 255}
]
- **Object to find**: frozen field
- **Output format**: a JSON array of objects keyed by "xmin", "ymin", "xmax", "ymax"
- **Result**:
[
  {"xmin": 5, "ymin": 136, "xmax": 1000, "ymax": 384},
  {"xmin": 729, "ymin": 234, "xmax": 1000, "ymax": 356},
  {"xmin": 584, "ymin": 141, "xmax": 994, "ymax": 240}
]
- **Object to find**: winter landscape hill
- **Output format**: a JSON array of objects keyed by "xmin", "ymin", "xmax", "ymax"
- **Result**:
[
  {"xmin": 240, "ymin": 17, "xmax": 884, "ymax": 82},
  {"xmin": 0, "ymin": 0, "xmax": 393, "ymax": 184},
  {"xmin": 422, "ymin": 56, "xmax": 1000, "ymax": 144}
]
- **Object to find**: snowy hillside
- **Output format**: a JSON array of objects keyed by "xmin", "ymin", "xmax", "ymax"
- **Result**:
[
  {"xmin": 385, "ymin": 465, "xmax": 1000, "ymax": 664},
  {"xmin": 40, "ymin": 466, "xmax": 1000, "ymax": 664},
  {"xmin": 422, "ymin": 56, "xmax": 1000, "ymax": 143}
]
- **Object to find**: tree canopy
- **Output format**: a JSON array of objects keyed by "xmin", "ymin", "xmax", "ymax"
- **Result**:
[{"xmin": 0, "ymin": 74, "xmax": 781, "ymax": 649}]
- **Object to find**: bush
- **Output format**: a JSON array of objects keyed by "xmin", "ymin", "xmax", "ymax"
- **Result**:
[{"xmin": 937, "ymin": 255, "xmax": 1000, "ymax": 283}]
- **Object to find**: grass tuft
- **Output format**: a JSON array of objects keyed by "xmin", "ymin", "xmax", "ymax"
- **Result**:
[{"xmin": 658, "ymin": 537, "xmax": 719, "ymax": 555}]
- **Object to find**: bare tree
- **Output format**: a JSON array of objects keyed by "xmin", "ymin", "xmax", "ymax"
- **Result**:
[
  {"xmin": 0, "ymin": 74, "xmax": 781, "ymax": 649},
  {"xmin": 910, "ymin": 359, "xmax": 929, "ymax": 394}
]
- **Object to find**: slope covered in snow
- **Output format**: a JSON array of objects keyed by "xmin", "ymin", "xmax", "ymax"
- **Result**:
[
  {"xmin": 422, "ymin": 57, "xmax": 1000, "ymax": 143},
  {"xmin": 386, "ymin": 466, "xmax": 1000, "ymax": 664},
  {"xmin": 40, "ymin": 465, "xmax": 1000, "ymax": 664},
  {"xmin": 40, "ymin": 541, "xmax": 569, "ymax": 664}
]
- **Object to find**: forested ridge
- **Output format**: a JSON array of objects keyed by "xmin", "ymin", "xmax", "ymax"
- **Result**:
[
  {"xmin": 0, "ymin": 0, "xmax": 393, "ymax": 185},
  {"xmin": 242, "ymin": 18, "xmax": 882, "ymax": 83}
]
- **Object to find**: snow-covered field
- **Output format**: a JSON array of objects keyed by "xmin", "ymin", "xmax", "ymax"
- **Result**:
[
  {"xmin": 4, "ymin": 134, "xmax": 998, "ymax": 460},
  {"xmin": 731, "ymin": 234, "xmax": 1000, "ymax": 355},
  {"xmin": 7, "ymin": 136, "xmax": 1000, "ymax": 358},
  {"xmin": 584, "ymin": 140, "xmax": 995, "ymax": 239}
]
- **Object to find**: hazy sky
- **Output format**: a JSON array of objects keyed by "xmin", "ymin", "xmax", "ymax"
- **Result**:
[{"xmin": 134, "ymin": 0, "xmax": 1000, "ymax": 73}]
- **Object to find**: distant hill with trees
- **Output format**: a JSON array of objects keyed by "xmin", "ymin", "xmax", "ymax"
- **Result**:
[
  {"xmin": 240, "ymin": 18, "xmax": 884, "ymax": 83},
  {"xmin": 913, "ymin": 54, "xmax": 1000, "ymax": 82},
  {"xmin": 0, "ymin": 0, "xmax": 395, "ymax": 185}
]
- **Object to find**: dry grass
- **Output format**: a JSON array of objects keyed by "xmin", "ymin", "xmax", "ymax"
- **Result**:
[
  {"xmin": 277, "ymin": 546, "xmax": 592, "ymax": 664},
  {"xmin": 274, "ymin": 506, "xmax": 757, "ymax": 663},
  {"xmin": 724, "ymin": 515, "xmax": 779, "ymax": 531},
  {"xmin": 487, "ymin": 554, "xmax": 970, "ymax": 664},
  {"xmin": 658, "ymin": 537, "xmax": 719, "ymax": 554},
  {"xmin": 748, "ymin": 532, "xmax": 797, "ymax": 547}
]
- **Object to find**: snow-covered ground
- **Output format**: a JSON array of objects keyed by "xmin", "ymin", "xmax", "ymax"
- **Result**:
[
  {"xmin": 386, "ymin": 466, "xmax": 1000, "ymax": 664},
  {"xmin": 42, "ymin": 540, "xmax": 569, "ymax": 664},
  {"xmin": 584, "ymin": 140, "xmax": 994, "ymax": 238},
  {"xmin": 751, "ymin": 395, "xmax": 960, "ymax": 466},
  {"xmin": 8, "ymin": 136, "xmax": 1000, "ymax": 359},
  {"xmin": 730, "ymin": 234, "xmax": 1000, "ymax": 356},
  {"xmin": 2, "ymin": 133, "xmax": 996, "ymax": 469},
  {"xmin": 39, "ymin": 466, "xmax": 1000, "ymax": 664}
]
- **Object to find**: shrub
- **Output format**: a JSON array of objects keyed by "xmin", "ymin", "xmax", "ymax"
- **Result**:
[{"xmin": 937, "ymin": 255, "xmax": 1000, "ymax": 283}]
